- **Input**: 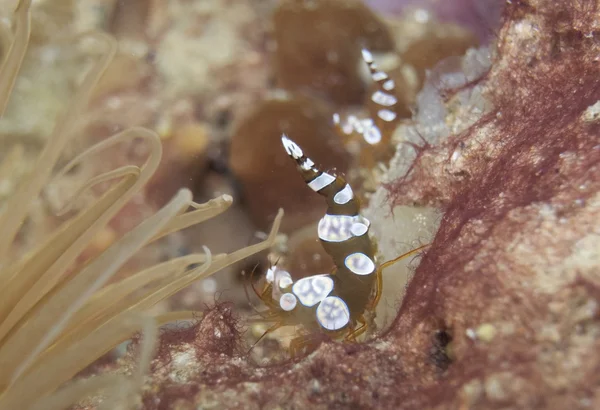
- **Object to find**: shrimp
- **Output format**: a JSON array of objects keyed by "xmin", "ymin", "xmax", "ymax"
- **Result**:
[{"xmin": 250, "ymin": 135, "xmax": 427, "ymax": 356}]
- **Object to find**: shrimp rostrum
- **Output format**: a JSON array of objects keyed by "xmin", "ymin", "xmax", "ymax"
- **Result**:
[{"xmin": 250, "ymin": 135, "xmax": 428, "ymax": 356}]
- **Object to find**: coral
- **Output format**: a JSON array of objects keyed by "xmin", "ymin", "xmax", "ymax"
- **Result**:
[{"xmin": 108, "ymin": 0, "xmax": 600, "ymax": 408}]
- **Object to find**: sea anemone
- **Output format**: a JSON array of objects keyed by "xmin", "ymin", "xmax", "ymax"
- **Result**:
[{"xmin": 0, "ymin": 1, "xmax": 282, "ymax": 408}]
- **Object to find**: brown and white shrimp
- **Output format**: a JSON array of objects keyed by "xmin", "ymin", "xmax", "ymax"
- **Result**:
[
  {"xmin": 250, "ymin": 135, "xmax": 427, "ymax": 356},
  {"xmin": 333, "ymin": 49, "xmax": 401, "ymax": 147}
]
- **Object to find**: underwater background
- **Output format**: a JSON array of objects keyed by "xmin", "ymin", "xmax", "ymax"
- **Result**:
[{"xmin": 0, "ymin": 0, "xmax": 598, "ymax": 409}]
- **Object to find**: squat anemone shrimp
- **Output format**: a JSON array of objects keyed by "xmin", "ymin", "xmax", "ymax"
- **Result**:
[
  {"xmin": 249, "ymin": 135, "xmax": 428, "ymax": 356},
  {"xmin": 333, "ymin": 48, "xmax": 402, "ymax": 148},
  {"xmin": 332, "ymin": 48, "xmax": 405, "ymax": 187}
]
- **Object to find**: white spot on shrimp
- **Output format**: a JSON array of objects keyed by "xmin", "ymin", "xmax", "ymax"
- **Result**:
[
  {"xmin": 292, "ymin": 274, "xmax": 334, "ymax": 307},
  {"xmin": 333, "ymin": 184, "xmax": 354, "ymax": 205},
  {"xmin": 361, "ymin": 48, "xmax": 374, "ymax": 63},
  {"xmin": 308, "ymin": 172, "xmax": 336, "ymax": 192},
  {"xmin": 378, "ymin": 109, "xmax": 397, "ymax": 122},
  {"xmin": 318, "ymin": 214, "xmax": 370, "ymax": 242},
  {"xmin": 316, "ymin": 296, "xmax": 350, "ymax": 330},
  {"xmin": 300, "ymin": 158, "xmax": 315, "ymax": 170},
  {"xmin": 268, "ymin": 267, "xmax": 293, "ymax": 301},
  {"xmin": 383, "ymin": 79, "xmax": 395, "ymax": 91},
  {"xmin": 350, "ymin": 220, "xmax": 369, "ymax": 236},
  {"xmin": 372, "ymin": 71, "xmax": 388, "ymax": 82},
  {"xmin": 344, "ymin": 252, "xmax": 375, "ymax": 275},
  {"xmin": 341, "ymin": 117, "xmax": 382, "ymax": 144},
  {"xmin": 265, "ymin": 267, "xmax": 275, "ymax": 283},
  {"xmin": 363, "ymin": 124, "xmax": 382, "ymax": 145},
  {"xmin": 372, "ymin": 91, "xmax": 397, "ymax": 106},
  {"xmin": 278, "ymin": 274, "xmax": 293, "ymax": 289},
  {"xmin": 281, "ymin": 134, "xmax": 303, "ymax": 159},
  {"xmin": 279, "ymin": 293, "xmax": 297, "ymax": 311},
  {"xmin": 340, "ymin": 115, "xmax": 359, "ymax": 135}
]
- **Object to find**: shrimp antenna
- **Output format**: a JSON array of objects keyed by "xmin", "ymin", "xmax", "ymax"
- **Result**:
[
  {"xmin": 248, "ymin": 262, "xmax": 263, "ymax": 300},
  {"xmin": 380, "ymin": 243, "xmax": 431, "ymax": 271},
  {"xmin": 242, "ymin": 267, "xmax": 269, "ymax": 318},
  {"xmin": 247, "ymin": 322, "xmax": 282, "ymax": 355}
]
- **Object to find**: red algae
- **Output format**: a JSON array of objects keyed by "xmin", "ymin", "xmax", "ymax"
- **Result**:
[{"xmin": 386, "ymin": 0, "xmax": 600, "ymax": 408}]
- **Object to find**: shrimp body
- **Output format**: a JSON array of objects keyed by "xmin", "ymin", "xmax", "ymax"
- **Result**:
[
  {"xmin": 333, "ymin": 49, "xmax": 400, "ymax": 148},
  {"xmin": 251, "ymin": 52, "xmax": 427, "ymax": 353},
  {"xmin": 264, "ymin": 135, "xmax": 378, "ymax": 337}
]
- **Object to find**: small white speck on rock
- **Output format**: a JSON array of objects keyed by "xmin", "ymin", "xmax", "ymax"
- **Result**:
[
  {"xmin": 582, "ymin": 100, "xmax": 600, "ymax": 122},
  {"xmin": 310, "ymin": 379, "xmax": 321, "ymax": 394},
  {"xmin": 466, "ymin": 328, "xmax": 477, "ymax": 340}
]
